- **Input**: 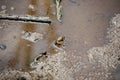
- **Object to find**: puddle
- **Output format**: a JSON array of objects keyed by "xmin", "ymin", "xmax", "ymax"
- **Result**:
[{"xmin": 0, "ymin": 0, "xmax": 120, "ymax": 79}]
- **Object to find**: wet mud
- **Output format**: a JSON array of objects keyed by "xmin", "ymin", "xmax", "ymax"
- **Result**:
[{"xmin": 0, "ymin": 0, "xmax": 120, "ymax": 80}]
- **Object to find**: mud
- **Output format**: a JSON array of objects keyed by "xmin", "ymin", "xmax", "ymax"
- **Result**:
[{"xmin": 0, "ymin": 0, "xmax": 120, "ymax": 80}]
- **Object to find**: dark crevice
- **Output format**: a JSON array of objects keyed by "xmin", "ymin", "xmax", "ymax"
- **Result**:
[{"xmin": 0, "ymin": 17, "xmax": 51, "ymax": 24}]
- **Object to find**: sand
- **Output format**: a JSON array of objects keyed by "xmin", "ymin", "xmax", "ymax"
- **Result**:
[{"xmin": 87, "ymin": 14, "xmax": 120, "ymax": 80}]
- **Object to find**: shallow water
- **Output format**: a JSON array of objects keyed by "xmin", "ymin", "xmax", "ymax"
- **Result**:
[{"xmin": 0, "ymin": 0, "xmax": 120, "ymax": 79}]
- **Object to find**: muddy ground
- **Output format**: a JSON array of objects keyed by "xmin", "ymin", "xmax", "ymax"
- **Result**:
[{"xmin": 0, "ymin": 0, "xmax": 120, "ymax": 80}]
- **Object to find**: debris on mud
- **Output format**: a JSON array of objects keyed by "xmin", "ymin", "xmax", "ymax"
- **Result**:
[
  {"xmin": 0, "ymin": 69, "xmax": 53, "ymax": 80},
  {"xmin": 0, "ymin": 44, "xmax": 6, "ymax": 50},
  {"xmin": 0, "ymin": 22, "xmax": 9, "ymax": 30},
  {"xmin": 10, "ymin": 7, "xmax": 15, "ymax": 11},
  {"xmin": 55, "ymin": 0, "xmax": 62, "ymax": 22},
  {"xmin": 28, "ymin": 4, "xmax": 35, "ymax": 11},
  {"xmin": 22, "ymin": 31, "xmax": 43, "ymax": 43},
  {"xmin": 0, "ymin": 10, "xmax": 7, "ymax": 15}
]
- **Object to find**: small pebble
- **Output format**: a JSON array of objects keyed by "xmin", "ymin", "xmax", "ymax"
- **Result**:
[
  {"xmin": 0, "ymin": 44, "xmax": 6, "ymax": 50},
  {"xmin": 28, "ymin": 4, "xmax": 34, "ymax": 10},
  {"xmin": 1, "ymin": 5, "xmax": 6, "ymax": 10},
  {"xmin": 10, "ymin": 7, "xmax": 15, "ymax": 11}
]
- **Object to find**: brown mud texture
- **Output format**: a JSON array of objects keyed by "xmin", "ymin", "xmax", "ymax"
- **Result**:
[
  {"xmin": 0, "ymin": 0, "xmax": 120, "ymax": 80},
  {"xmin": 1, "ymin": 13, "xmax": 120, "ymax": 80}
]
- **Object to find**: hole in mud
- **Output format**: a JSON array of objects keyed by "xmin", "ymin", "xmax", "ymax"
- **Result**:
[
  {"xmin": 0, "ymin": 15, "xmax": 51, "ymax": 24},
  {"xmin": 0, "ymin": 44, "xmax": 6, "ymax": 50},
  {"xmin": 17, "ymin": 77, "xmax": 26, "ymax": 80},
  {"xmin": 117, "ymin": 55, "xmax": 120, "ymax": 61}
]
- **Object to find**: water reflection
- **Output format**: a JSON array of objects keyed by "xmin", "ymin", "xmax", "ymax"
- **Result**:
[{"xmin": 9, "ymin": 0, "xmax": 38, "ymax": 71}]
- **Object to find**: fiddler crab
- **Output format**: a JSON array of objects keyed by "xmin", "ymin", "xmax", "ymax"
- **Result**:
[
  {"xmin": 30, "ymin": 36, "xmax": 65, "ymax": 68},
  {"xmin": 52, "ymin": 36, "xmax": 65, "ymax": 51},
  {"xmin": 30, "ymin": 52, "xmax": 47, "ymax": 68}
]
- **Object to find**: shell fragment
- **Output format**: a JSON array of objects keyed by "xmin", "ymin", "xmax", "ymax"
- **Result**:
[{"xmin": 22, "ymin": 31, "xmax": 43, "ymax": 43}]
